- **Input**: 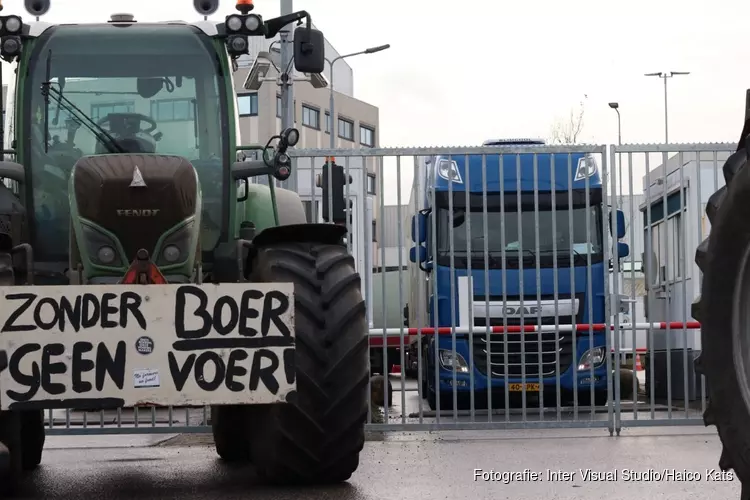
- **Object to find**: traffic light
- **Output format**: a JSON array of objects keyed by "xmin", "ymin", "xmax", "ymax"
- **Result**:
[{"xmin": 316, "ymin": 157, "xmax": 352, "ymax": 223}]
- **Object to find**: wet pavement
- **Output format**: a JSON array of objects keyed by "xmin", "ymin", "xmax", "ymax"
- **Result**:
[{"xmin": 7, "ymin": 426, "xmax": 742, "ymax": 499}]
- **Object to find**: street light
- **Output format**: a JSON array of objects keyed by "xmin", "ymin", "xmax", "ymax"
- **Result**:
[
  {"xmin": 327, "ymin": 44, "xmax": 390, "ymax": 148},
  {"xmin": 645, "ymin": 71, "xmax": 690, "ymax": 143},
  {"xmin": 608, "ymin": 102, "xmax": 622, "ymax": 209}
]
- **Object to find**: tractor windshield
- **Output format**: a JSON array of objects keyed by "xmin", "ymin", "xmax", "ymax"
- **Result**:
[{"xmin": 22, "ymin": 24, "xmax": 229, "ymax": 263}]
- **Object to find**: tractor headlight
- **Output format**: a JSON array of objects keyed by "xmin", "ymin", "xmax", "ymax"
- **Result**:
[
  {"xmin": 225, "ymin": 14, "xmax": 243, "ymax": 32},
  {"xmin": 155, "ymin": 219, "xmax": 195, "ymax": 267},
  {"xmin": 4, "ymin": 16, "xmax": 22, "ymax": 34},
  {"xmin": 162, "ymin": 245, "xmax": 181, "ymax": 263},
  {"xmin": 244, "ymin": 14, "xmax": 261, "ymax": 32},
  {"xmin": 97, "ymin": 246, "xmax": 117, "ymax": 265},
  {"xmin": 80, "ymin": 223, "xmax": 123, "ymax": 268}
]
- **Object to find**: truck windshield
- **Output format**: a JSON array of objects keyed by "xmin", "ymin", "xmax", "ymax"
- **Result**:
[
  {"xmin": 22, "ymin": 24, "xmax": 228, "ymax": 262},
  {"xmin": 436, "ymin": 205, "xmax": 603, "ymax": 269}
]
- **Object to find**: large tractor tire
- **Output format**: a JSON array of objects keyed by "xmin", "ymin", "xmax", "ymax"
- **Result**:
[
  {"xmin": 0, "ymin": 411, "xmax": 22, "ymax": 496},
  {"xmin": 693, "ymin": 141, "xmax": 750, "ymax": 493},
  {"xmin": 244, "ymin": 242, "xmax": 369, "ymax": 485},
  {"xmin": 20, "ymin": 410, "xmax": 45, "ymax": 471},
  {"xmin": 210, "ymin": 405, "xmax": 251, "ymax": 462}
]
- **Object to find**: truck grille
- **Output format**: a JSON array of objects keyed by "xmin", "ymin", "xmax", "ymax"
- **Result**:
[{"xmin": 471, "ymin": 332, "xmax": 574, "ymax": 377}]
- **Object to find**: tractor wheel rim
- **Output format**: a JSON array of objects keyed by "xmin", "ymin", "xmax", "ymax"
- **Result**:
[{"xmin": 732, "ymin": 239, "xmax": 750, "ymax": 413}]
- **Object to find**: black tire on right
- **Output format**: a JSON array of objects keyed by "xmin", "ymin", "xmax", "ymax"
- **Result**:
[
  {"xmin": 244, "ymin": 242, "xmax": 369, "ymax": 485},
  {"xmin": 693, "ymin": 143, "xmax": 750, "ymax": 485}
]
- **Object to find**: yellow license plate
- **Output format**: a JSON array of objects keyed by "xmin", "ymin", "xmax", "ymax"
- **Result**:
[{"xmin": 508, "ymin": 383, "xmax": 540, "ymax": 392}]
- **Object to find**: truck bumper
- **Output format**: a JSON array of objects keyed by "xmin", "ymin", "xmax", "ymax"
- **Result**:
[{"xmin": 430, "ymin": 337, "xmax": 609, "ymax": 394}]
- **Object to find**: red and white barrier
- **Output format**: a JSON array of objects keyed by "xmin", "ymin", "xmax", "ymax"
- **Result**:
[
  {"xmin": 368, "ymin": 322, "xmax": 700, "ymax": 347},
  {"xmin": 369, "ymin": 321, "xmax": 700, "ymax": 337}
]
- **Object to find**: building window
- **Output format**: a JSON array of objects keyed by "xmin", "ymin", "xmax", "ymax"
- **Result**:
[
  {"xmin": 302, "ymin": 105, "xmax": 320, "ymax": 130},
  {"xmin": 150, "ymin": 98, "xmax": 196, "ymax": 122},
  {"xmin": 237, "ymin": 93, "xmax": 258, "ymax": 116},
  {"xmin": 372, "ymin": 220, "xmax": 377, "ymax": 242},
  {"xmin": 91, "ymin": 101, "xmax": 135, "ymax": 122},
  {"xmin": 338, "ymin": 117, "xmax": 354, "ymax": 141},
  {"xmin": 360, "ymin": 125, "xmax": 375, "ymax": 147},
  {"xmin": 325, "ymin": 112, "xmax": 330, "ymax": 133},
  {"xmin": 367, "ymin": 173, "xmax": 376, "ymax": 195}
]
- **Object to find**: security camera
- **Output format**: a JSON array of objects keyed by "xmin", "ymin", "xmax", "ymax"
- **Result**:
[
  {"xmin": 244, "ymin": 57, "xmax": 272, "ymax": 91},
  {"xmin": 308, "ymin": 72, "xmax": 328, "ymax": 89}
]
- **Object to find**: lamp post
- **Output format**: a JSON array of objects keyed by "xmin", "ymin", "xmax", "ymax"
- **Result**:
[
  {"xmin": 644, "ymin": 71, "xmax": 690, "ymax": 143},
  {"xmin": 327, "ymin": 44, "xmax": 390, "ymax": 149},
  {"xmin": 609, "ymin": 102, "xmax": 622, "ymax": 209}
]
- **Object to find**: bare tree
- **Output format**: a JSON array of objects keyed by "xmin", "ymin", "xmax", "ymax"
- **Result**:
[{"xmin": 548, "ymin": 96, "xmax": 587, "ymax": 144}]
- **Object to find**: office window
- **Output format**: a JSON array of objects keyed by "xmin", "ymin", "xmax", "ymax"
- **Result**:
[
  {"xmin": 302, "ymin": 105, "xmax": 320, "ymax": 129},
  {"xmin": 372, "ymin": 220, "xmax": 377, "ymax": 242},
  {"xmin": 325, "ymin": 112, "xmax": 330, "ymax": 133},
  {"xmin": 338, "ymin": 117, "xmax": 354, "ymax": 141},
  {"xmin": 360, "ymin": 125, "xmax": 375, "ymax": 147},
  {"xmin": 150, "ymin": 98, "xmax": 196, "ymax": 122},
  {"xmin": 237, "ymin": 93, "xmax": 258, "ymax": 116},
  {"xmin": 367, "ymin": 173, "xmax": 376, "ymax": 195},
  {"xmin": 91, "ymin": 101, "xmax": 135, "ymax": 122}
]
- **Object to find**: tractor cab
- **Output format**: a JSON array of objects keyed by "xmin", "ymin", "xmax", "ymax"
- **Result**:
[{"xmin": 0, "ymin": 0, "xmax": 326, "ymax": 285}]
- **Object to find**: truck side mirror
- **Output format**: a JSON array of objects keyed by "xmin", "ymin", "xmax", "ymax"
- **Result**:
[
  {"xmin": 409, "ymin": 245, "xmax": 426, "ymax": 264},
  {"xmin": 411, "ymin": 213, "xmax": 427, "ymax": 243},
  {"xmin": 617, "ymin": 242, "xmax": 629, "ymax": 260},
  {"xmin": 610, "ymin": 209, "xmax": 626, "ymax": 239},
  {"xmin": 293, "ymin": 26, "xmax": 325, "ymax": 74}
]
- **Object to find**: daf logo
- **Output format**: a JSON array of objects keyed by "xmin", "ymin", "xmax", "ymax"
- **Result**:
[
  {"xmin": 503, "ymin": 306, "xmax": 540, "ymax": 316},
  {"xmin": 117, "ymin": 209, "xmax": 161, "ymax": 217}
]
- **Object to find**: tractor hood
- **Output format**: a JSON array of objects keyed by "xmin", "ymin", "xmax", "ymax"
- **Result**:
[{"xmin": 71, "ymin": 154, "xmax": 199, "ymax": 262}]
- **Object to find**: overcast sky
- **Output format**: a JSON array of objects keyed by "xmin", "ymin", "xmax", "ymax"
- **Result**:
[{"xmin": 2, "ymin": 0, "xmax": 746, "ymax": 204}]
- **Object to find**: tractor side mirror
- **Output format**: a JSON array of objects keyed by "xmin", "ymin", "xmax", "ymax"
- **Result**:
[
  {"xmin": 411, "ymin": 213, "xmax": 427, "ymax": 243},
  {"xmin": 293, "ymin": 26, "xmax": 325, "ymax": 74},
  {"xmin": 0, "ymin": 161, "xmax": 25, "ymax": 183}
]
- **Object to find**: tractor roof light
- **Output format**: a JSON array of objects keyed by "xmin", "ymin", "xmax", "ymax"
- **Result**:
[
  {"xmin": 2, "ymin": 15, "xmax": 22, "ymax": 34},
  {"xmin": 226, "ymin": 35, "xmax": 249, "ymax": 56},
  {"xmin": 226, "ymin": 14, "xmax": 243, "ymax": 32},
  {"xmin": 236, "ymin": 0, "xmax": 254, "ymax": 14},
  {"xmin": 245, "ymin": 14, "xmax": 261, "ymax": 31},
  {"xmin": 0, "ymin": 35, "xmax": 22, "ymax": 62}
]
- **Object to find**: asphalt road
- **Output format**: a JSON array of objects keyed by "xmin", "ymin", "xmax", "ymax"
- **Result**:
[{"xmin": 5, "ymin": 426, "xmax": 742, "ymax": 500}]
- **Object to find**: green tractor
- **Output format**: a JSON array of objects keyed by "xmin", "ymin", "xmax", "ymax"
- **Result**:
[{"xmin": 0, "ymin": 0, "xmax": 369, "ymax": 495}]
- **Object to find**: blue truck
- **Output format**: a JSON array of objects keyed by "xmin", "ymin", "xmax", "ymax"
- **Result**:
[{"xmin": 405, "ymin": 139, "xmax": 629, "ymax": 410}]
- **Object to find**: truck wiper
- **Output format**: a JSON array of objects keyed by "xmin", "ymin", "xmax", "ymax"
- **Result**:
[{"xmin": 41, "ymin": 82, "xmax": 126, "ymax": 154}]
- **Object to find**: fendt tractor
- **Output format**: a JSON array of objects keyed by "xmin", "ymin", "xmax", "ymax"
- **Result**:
[
  {"xmin": 693, "ymin": 89, "xmax": 750, "ymax": 499},
  {"xmin": 0, "ymin": 0, "xmax": 370, "ymax": 495}
]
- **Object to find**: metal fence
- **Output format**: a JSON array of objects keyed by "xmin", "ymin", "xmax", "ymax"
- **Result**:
[{"xmin": 38, "ymin": 142, "xmax": 736, "ymax": 437}]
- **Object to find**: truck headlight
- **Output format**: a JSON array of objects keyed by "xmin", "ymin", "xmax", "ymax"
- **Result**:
[
  {"xmin": 439, "ymin": 349, "xmax": 469, "ymax": 373},
  {"xmin": 578, "ymin": 347, "xmax": 605, "ymax": 371},
  {"xmin": 80, "ymin": 223, "xmax": 123, "ymax": 268},
  {"xmin": 437, "ymin": 159, "xmax": 463, "ymax": 184},
  {"xmin": 155, "ymin": 219, "xmax": 195, "ymax": 267}
]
